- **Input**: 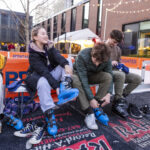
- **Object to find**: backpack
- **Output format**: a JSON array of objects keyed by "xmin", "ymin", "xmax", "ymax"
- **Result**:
[{"xmin": 4, "ymin": 97, "xmax": 40, "ymax": 116}]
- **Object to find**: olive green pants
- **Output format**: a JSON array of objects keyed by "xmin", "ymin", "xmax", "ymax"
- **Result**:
[
  {"xmin": 113, "ymin": 70, "xmax": 142, "ymax": 100},
  {"xmin": 72, "ymin": 72, "xmax": 112, "ymax": 110}
]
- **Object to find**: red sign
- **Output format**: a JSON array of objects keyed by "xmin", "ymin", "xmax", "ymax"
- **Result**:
[
  {"xmin": 55, "ymin": 135, "xmax": 112, "ymax": 150},
  {"xmin": 109, "ymin": 117, "xmax": 150, "ymax": 142}
]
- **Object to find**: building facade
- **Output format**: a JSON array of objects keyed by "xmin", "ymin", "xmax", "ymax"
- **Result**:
[
  {"xmin": 0, "ymin": 9, "xmax": 32, "ymax": 45},
  {"xmin": 101, "ymin": 0, "xmax": 150, "ymax": 57},
  {"xmin": 37, "ymin": 0, "xmax": 101, "ymax": 40},
  {"xmin": 34, "ymin": 0, "xmax": 73, "ymax": 25},
  {"xmin": 37, "ymin": 0, "xmax": 150, "ymax": 57}
]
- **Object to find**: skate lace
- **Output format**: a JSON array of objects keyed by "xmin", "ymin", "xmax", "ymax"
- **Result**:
[
  {"xmin": 95, "ymin": 108, "xmax": 105, "ymax": 116},
  {"xmin": 21, "ymin": 123, "xmax": 36, "ymax": 133},
  {"xmin": 62, "ymin": 81, "xmax": 71, "ymax": 90},
  {"xmin": 47, "ymin": 119, "xmax": 56, "ymax": 127},
  {"xmin": 46, "ymin": 111, "xmax": 56, "ymax": 127},
  {"xmin": 32, "ymin": 127, "xmax": 43, "ymax": 139}
]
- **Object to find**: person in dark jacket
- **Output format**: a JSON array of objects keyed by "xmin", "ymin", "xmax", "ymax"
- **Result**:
[
  {"xmin": 20, "ymin": 46, "xmax": 26, "ymax": 52},
  {"xmin": 2, "ymin": 43, "xmax": 8, "ymax": 51},
  {"xmin": 72, "ymin": 43, "xmax": 113, "ymax": 130},
  {"xmin": 14, "ymin": 26, "xmax": 73, "ymax": 144}
]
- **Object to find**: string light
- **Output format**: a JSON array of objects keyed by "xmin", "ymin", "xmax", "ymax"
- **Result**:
[
  {"xmin": 105, "ymin": 0, "xmax": 150, "ymax": 15},
  {"xmin": 110, "ymin": 8, "xmax": 150, "ymax": 14},
  {"xmin": 103, "ymin": 0, "xmax": 148, "ymax": 7},
  {"xmin": 107, "ymin": 0, "xmax": 123, "ymax": 12}
]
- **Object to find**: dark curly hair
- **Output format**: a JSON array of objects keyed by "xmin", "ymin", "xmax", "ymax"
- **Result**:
[
  {"xmin": 110, "ymin": 29, "xmax": 123, "ymax": 43},
  {"xmin": 91, "ymin": 43, "xmax": 110, "ymax": 62}
]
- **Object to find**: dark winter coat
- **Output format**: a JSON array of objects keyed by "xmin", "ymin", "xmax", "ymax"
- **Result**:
[
  {"xmin": 73, "ymin": 48, "xmax": 113, "ymax": 101},
  {"xmin": 25, "ymin": 42, "xmax": 69, "ymax": 97}
]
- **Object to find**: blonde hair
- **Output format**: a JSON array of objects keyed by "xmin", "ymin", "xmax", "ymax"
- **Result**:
[{"xmin": 31, "ymin": 26, "xmax": 44, "ymax": 42}]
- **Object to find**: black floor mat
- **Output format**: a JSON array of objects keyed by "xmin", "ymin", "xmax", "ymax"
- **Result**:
[{"xmin": 0, "ymin": 92, "xmax": 150, "ymax": 150}]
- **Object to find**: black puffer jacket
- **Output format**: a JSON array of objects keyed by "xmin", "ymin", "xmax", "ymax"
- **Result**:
[{"xmin": 25, "ymin": 42, "xmax": 69, "ymax": 96}]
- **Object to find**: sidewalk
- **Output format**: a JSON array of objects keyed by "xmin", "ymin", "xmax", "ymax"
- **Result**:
[{"xmin": 130, "ymin": 68, "xmax": 150, "ymax": 93}]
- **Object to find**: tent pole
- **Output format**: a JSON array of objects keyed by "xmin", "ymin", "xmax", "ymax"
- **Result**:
[
  {"xmin": 103, "ymin": 9, "xmax": 108, "ymax": 41},
  {"xmin": 65, "ymin": 32, "xmax": 67, "ymax": 53}
]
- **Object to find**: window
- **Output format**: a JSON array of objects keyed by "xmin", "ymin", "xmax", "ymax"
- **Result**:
[
  {"xmin": 18, "ymin": 23, "xmax": 25, "ymax": 43},
  {"xmin": 42, "ymin": 21, "xmax": 44, "ymax": 26},
  {"xmin": 70, "ymin": 8, "xmax": 76, "ymax": 31},
  {"xmin": 71, "ymin": 0, "xmax": 74, "ymax": 6},
  {"xmin": 48, "ymin": 19, "xmax": 50, "ymax": 24},
  {"xmin": 123, "ymin": 21, "xmax": 150, "ymax": 57},
  {"xmin": 123, "ymin": 23, "xmax": 139, "ymax": 56},
  {"xmin": 61, "ymin": 13, "xmax": 66, "ymax": 35},
  {"xmin": 96, "ymin": 0, "xmax": 102, "ymax": 35},
  {"xmin": 1, "ymin": 14, "xmax": 8, "ymax": 27},
  {"xmin": 73, "ymin": 0, "xmax": 83, "ymax": 5},
  {"xmin": 138, "ymin": 21, "xmax": 150, "ymax": 57},
  {"xmin": 10, "ymin": 15, "xmax": 17, "ymax": 28},
  {"xmin": 47, "ymin": 26, "xmax": 51, "ymax": 39},
  {"xmin": 53, "ymin": 16, "xmax": 57, "ymax": 39},
  {"xmin": 82, "ymin": 2, "xmax": 89, "ymax": 29},
  {"xmin": 1, "ymin": 28, "xmax": 7, "ymax": 42},
  {"xmin": 10, "ymin": 29, "xmax": 16, "ymax": 42}
]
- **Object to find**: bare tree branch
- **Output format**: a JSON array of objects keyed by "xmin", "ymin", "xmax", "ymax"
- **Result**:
[
  {"xmin": 29, "ymin": 0, "xmax": 38, "ymax": 3},
  {"xmin": 29, "ymin": 0, "xmax": 49, "ymax": 14},
  {"xmin": 20, "ymin": 0, "xmax": 26, "ymax": 12},
  {"xmin": 10, "ymin": 13, "xmax": 26, "ymax": 43},
  {"xmin": 35, "ymin": 10, "xmax": 52, "ymax": 20},
  {"xmin": 1, "ymin": 0, "xmax": 26, "ymax": 28},
  {"xmin": 1, "ymin": 0, "xmax": 53, "ymax": 50}
]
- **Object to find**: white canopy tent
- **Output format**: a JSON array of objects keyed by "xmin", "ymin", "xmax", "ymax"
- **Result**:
[{"xmin": 54, "ymin": 28, "xmax": 99, "ymax": 42}]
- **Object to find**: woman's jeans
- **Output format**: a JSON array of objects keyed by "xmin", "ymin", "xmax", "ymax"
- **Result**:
[{"xmin": 37, "ymin": 58, "xmax": 72, "ymax": 112}]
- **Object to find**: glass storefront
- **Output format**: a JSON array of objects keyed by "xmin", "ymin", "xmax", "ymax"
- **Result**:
[
  {"xmin": 70, "ymin": 8, "xmax": 76, "ymax": 32},
  {"xmin": 138, "ymin": 21, "xmax": 150, "ymax": 57},
  {"xmin": 82, "ymin": 2, "xmax": 89, "ymax": 29},
  {"xmin": 53, "ymin": 16, "xmax": 58, "ymax": 39},
  {"xmin": 61, "ymin": 13, "xmax": 66, "ymax": 35},
  {"xmin": 47, "ymin": 25, "xmax": 51, "ymax": 39},
  {"xmin": 123, "ymin": 20, "xmax": 150, "ymax": 57},
  {"xmin": 96, "ymin": 0, "xmax": 102, "ymax": 36}
]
